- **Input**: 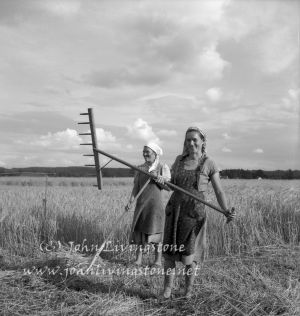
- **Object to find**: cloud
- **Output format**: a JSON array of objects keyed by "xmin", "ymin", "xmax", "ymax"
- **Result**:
[
  {"xmin": 127, "ymin": 118, "xmax": 160, "ymax": 144},
  {"xmin": 206, "ymin": 87, "xmax": 223, "ymax": 102},
  {"xmin": 0, "ymin": 0, "xmax": 298, "ymax": 170},
  {"xmin": 96, "ymin": 128, "xmax": 116, "ymax": 143},
  {"xmin": 0, "ymin": 111, "xmax": 75, "ymax": 135},
  {"xmin": 281, "ymin": 98, "xmax": 294, "ymax": 111},
  {"xmin": 86, "ymin": 64, "xmax": 171, "ymax": 88},
  {"xmin": 0, "ymin": 160, "xmax": 6, "ymax": 166},
  {"xmin": 43, "ymin": 1, "xmax": 81, "ymax": 17},
  {"xmin": 222, "ymin": 147, "xmax": 232, "ymax": 153},
  {"xmin": 29, "ymin": 128, "xmax": 81, "ymax": 150},
  {"xmin": 22, "ymin": 127, "xmax": 118, "ymax": 152},
  {"xmin": 258, "ymin": 27, "xmax": 298, "ymax": 74},
  {"xmin": 253, "ymin": 148, "xmax": 264, "ymax": 154},
  {"xmin": 222, "ymin": 133, "xmax": 231, "ymax": 140},
  {"xmin": 281, "ymin": 88, "xmax": 299, "ymax": 112},
  {"xmin": 288, "ymin": 89, "xmax": 299, "ymax": 100},
  {"xmin": 0, "ymin": 0, "xmax": 81, "ymax": 25},
  {"xmin": 157, "ymin": 129, "xmax": 177, "ymax": 137},
  {"xmin": 88, "ymin": 128, "xmax": 119, "ymax": 150},
  {"xmin": 197, "ymin": 46, "xmax": 229, "ymax": 80},
  {"xmin": 142, "ymin": 94, "xmax": 204, "ymax": 125}
]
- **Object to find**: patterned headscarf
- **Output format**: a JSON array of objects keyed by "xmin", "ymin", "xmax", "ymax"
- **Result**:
[{"xmin": 182, "ymin": 126, "xmax": 207, "ymax": 158}]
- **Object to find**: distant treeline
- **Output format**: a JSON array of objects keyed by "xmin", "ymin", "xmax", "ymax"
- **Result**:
[
  {"xmin": 0, "ymin": 167, "xmax": 134, "ymax": 178},
  {"xmin": 220, "ymin": 169, "xmax": 300, "ymax": 180},
  {"xmin": 0, "ymin": 167, "xmax": 299, "ymax": 179}
]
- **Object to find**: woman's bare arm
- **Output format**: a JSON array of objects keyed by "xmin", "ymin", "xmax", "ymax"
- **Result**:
[
  {"xmin": 211, "ymin": 173, "xmax": 236, "ymax": 221},
  {"xmin": 210, "ymin": 172, "xmax": 228, "ymax": 211}
]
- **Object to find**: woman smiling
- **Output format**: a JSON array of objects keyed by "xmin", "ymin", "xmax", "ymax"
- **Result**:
[
  {"xmin": 162, "ymin": 127, "xmax": 236, "ymax": 299},
  {"xmin": 126, "ymin": 142, "xmax": 171, "ymax": 267}
]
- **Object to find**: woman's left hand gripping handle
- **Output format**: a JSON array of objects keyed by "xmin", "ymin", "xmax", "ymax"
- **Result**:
[
  {"xmin": 125, "ymin": 201, "xmax": 132, "ymax": 211},
  {"xmin": 226, "ymin": 207, "xmax": 236, "ymax": 223},
  {"xmin": 151, "ymin": 170, "xmax": 165, "ymax": 184}
]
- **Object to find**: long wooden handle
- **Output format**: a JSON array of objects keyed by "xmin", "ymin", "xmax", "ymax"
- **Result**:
[
  {"xmin": 94, "ymin": 148, "xmax": 230, "ymax": 217},
  {"xmin": 87, "ymin": 178, "xmax": 151, "ymax": 270},
  {"xmin": 129, "ymin": 178, "xmax": 151, "ymax": 234},
  {"xmin": 87, "ymin": 210, "xmax": 128, "ymax": 270},
  {"xmin": 128, "ymin": 178, "xmax": 151, "ymax": 209}
]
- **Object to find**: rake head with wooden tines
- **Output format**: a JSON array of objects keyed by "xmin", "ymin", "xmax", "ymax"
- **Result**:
[{"xmin": 78, "ymin": 108, "xmax": 113, "ymax": 190}]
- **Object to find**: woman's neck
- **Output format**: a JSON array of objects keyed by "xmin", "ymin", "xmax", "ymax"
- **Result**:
[
  {"xmin": 187, "ymin": 152, "xmax": 200, "ymax": 160},
  {"xmin": 145, "ymin": 160, "xmax": 156, "ymax": 166}
]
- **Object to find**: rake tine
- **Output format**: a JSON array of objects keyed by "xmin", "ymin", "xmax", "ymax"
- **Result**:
[
  {"xmin": 79, "ymin": 133, "xmax": 92, "ymax": 136},
  {"xmin": 80, "ymin": 143, "xmax": 93, "ymax": 145},
  {"xmin": 80, "ymin": 112, "xmax": 89, "ymax": 115},
  {"xmin": 78, "ymin": 122, "xmax": 90, "ymax": 125}
]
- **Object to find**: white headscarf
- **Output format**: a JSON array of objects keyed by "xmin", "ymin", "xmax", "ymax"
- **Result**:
[
  {"xmin": 145, "ymin": 142, "xmax": 163, "ymax": 172},
  {"xmin": 146, "ymin": 142, "xmax": 163, "ymax": 156}
]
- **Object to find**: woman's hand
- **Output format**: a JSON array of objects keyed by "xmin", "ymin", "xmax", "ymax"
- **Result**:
[
  {"xmin": 155, "ymin": 175, "xmax": 165, "ymax": 184},
  {"xmin": 225, "ymin": 207, "xmax": 236, "ymax": 223},
  {"xmin": 150, "ymin": 171, "xmax": 165, "ymax": 184},
  {"xmin": 125, "ymin": 201, "xmax": 132, "ymax": 211}
]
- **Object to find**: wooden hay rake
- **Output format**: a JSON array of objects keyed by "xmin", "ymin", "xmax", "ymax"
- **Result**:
[{"xmin": 78, "ymin": 108, "xmax": 234, "ymax": 268}]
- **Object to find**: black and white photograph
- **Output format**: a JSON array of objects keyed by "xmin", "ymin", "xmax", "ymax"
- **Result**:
[{"xmin": 0, "ymin": 0, "xmax": 299, "ymax": 315}]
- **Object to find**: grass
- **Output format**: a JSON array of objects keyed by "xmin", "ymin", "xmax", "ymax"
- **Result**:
[{"xmin": 0, "ymin": 177, "xmax": 299, "ymax": 315}]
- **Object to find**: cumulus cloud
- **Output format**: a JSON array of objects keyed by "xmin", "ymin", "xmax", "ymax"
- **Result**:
[
  {"xmin": 29, "ymin": 128, "xmax": 81, "ymax": 150},
  {"xmin": 206, "ymin": 87, "xmax": 223, "ymax": 102},
  {"xmin": 197, "ymin": 46, "xmax": 229, "ymax": 80},
  {"xmin": 127, "ymin": 118, "xmax": 160, "ymax": 144},
  {"xmin": 222, "ymin": 132, "xmax": 231, "ymax": 140},
  {"xmin": 281, "ymin": 88, "xmax": 299, "ymax": 112},
  {"xmin": 253, "ymin": 148, "xmax": 264, "ymax": 154},
  {"xmin": 288, "ymin": 89, "xmax": 299, "ymax": 100},
  {"xmin": 222, "ymin": 147, "xmax": 232, "ymax": 153},
  {"xmin": 96, "ymin": 128, "xmax": 116, "ymax": 143},
  {"xmin": 25, "ymin": 127, "xmax": 118, "ymax": 152}
]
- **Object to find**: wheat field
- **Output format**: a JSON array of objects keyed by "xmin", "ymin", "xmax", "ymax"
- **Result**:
[{"xmin": 0, "ymin": 177, "xmax": 299, "ymax": 315}]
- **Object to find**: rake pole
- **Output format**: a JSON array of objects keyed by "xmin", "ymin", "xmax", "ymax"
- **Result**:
[
  {"xmin": 87, "ymin": 178, "xmax": 151, "ymax": 270},
  {"xmin": 79, "ymin": 108, "xmax": 103, "ymax": 189},
  {"xmin": 88, "ymin": 108, "xmax": 102, "ymax": 190},
  {"xmin": 94, "ymin": 148, "xmax": 230, "ymax": 217}
]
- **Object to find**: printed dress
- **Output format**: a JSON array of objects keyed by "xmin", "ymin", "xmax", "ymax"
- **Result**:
[
  {"xmin": 130, "ymin": 162, "xmax": 170, "ymax": 245},
  {"xmin": 163, "ymin": 155, "xmax": 219, "ymax": 264}
]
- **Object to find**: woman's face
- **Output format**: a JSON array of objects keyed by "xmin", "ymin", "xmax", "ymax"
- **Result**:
[
  {"xmin": 185, "ymin": 131, "xmax": 203, "ymax": 155},
  {"xmin": 143, "ymin": 146, "xmax": 156, "ymax": 164}
]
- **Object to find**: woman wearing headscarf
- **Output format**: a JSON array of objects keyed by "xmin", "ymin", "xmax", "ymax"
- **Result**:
[
  {"xmin": 161, "ymin": 127, "xmax": 235, "ymax": 299},
  {"xmin": 125, "ymin": 142, "xmax": 171, "ymax": 267}
]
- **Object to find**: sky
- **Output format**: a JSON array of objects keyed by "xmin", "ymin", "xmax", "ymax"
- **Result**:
[{"xmin": 0, "ymin": 0, "xmax": 299, "ymax": 171}]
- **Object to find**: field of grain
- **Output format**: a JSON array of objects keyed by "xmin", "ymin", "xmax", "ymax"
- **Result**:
[{"xmin": 0, "ymin": 177, "xmax": 299, "ymax": 315}]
